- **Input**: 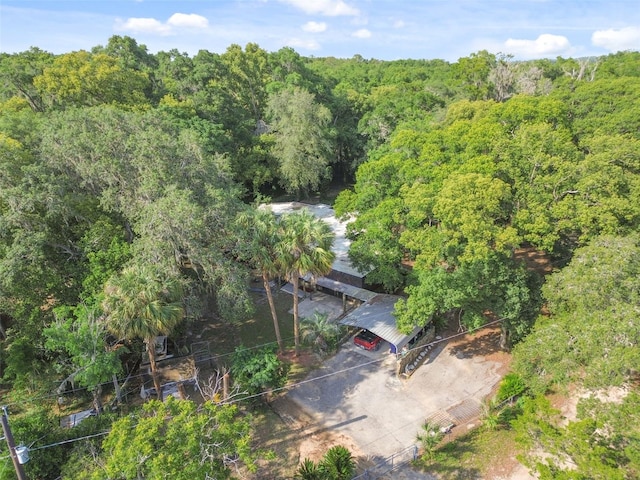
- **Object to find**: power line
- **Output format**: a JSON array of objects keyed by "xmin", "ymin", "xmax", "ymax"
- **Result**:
[
  {"xmin": 27, "ymin": 431, "xmax": 110, "ymax": 452},
  {"xmin": 10, "ymin": 319, "xmax": 506, "ymax": 455},
  {"xmin": 3, "ymin": 335, "xmax": 297, "ymax": 409}
]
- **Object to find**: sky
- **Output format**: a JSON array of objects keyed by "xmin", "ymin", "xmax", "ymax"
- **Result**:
[{"xmin": 1, "ymin": 0, "xmax": 639, "ymax": 62}]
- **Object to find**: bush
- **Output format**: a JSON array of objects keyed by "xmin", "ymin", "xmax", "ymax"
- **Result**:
[
  {"xmin": 230, "ymin": 345, "xmax": 290, "ymax": 398},
  {"xmin": 496, "ymin": 373, "xmax": 526, "ymax": 403},
  {"xmin": 294, "ymin": 445, "xmax": 356, "ymax": 480}
]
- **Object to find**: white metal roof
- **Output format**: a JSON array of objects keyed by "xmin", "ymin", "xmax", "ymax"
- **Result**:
[
  {"xmin": 263, "ymin": 202, "xmax": 372, "ymax": 279},
  {"xmin": 339, "ymin": 294, "xmax": 422, "ymax": 349}
]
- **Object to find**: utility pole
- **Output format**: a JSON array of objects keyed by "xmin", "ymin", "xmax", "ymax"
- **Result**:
[{"xmin": 1, "ymin": 407, "xmax": 28, "ymax": 480}]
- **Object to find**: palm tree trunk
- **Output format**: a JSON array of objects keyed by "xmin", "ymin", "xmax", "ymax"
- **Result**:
[
  {"xmin": 263, "ymin": 272, "xmax": 283, "ymax": 353},
  {"xmin": 292, "ymin": 275, "xmax": 300, "ymax": 356},
  {"xmin": 147, "ymin": 338, "xmax": 164, "ymax": 402}
]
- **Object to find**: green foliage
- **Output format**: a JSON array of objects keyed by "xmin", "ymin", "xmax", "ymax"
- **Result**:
[
  {"xmin": 0, "ymin": 47, "xmax": 53, "ymax": 111},
  {"xmin": 279, "ymin": 210, "xmax": 335, "ymax": 354},
  {"xmin": 103, "ymin": 264, "xmax": 184, "ymax": 400},
  {"xmin": 513, "ymin": 235, "xmax": 640, "ymax": 393},
  {"xmin": 34, "ymin": 50, "xmax": 150, "ymax": 109},
  {"xmin": 234, "ymin": 207, "xmax": 284, "ymax": 350},
  {"xmin": 44, "ymin": 303, "xmax": 123, "ymax": 411},
  {"xmin": 416, "ymin": 421, "xmax": 445, "ymax": 462},
  {"xmin": 395, "ymin": 254, "xmax": 541, "ymax": 349},
  {"xmin": 2, "ymin": 39, "xmax": 640, "ymax": 479},
  {"xmin": 513, "ymin": 393, "xmax": 640, "ymax": 479},
  {"xmin": 295, "ymin": 445, "xmax": 356, "ymax": 480},
  {"xmin": 495, "ymin": 373, "xmax": 527, "ymax": 403},
  {"xmin": 295, "ymin": 458, "xmax": 323, "ymax": 480},
  {"xmin": 301, "ymin": 311, "xmax": 344, "ymax": 354},
  {"xmin": 320, "ymin": 445, "xmax": 357, "ymax": 480},
  {"xmin": 94, "ymin": 398, "xmax": 256, "ymax": 479},
  {"xmin": 266, "ymin": 86, "xmax": 336, "ymax": 197},
  {"xmin": 230, "ymin": 345, "xmax": 289, "ymax": 398},
  {"xmin": 7, "ymin": 405, "xmax": 116, "ymax": 480}
]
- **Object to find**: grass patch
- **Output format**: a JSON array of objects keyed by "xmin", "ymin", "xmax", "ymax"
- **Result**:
[
  {"xmin": 249, "ymin": 405, "xmax": 301, "ymax": 479},
  {"xmin": 414, "ymin": 426, "xmax": 521, "ymax": 480},
  {"xmin": 236, "ymin": 290, "xmax": 296, "ymax": 349}
]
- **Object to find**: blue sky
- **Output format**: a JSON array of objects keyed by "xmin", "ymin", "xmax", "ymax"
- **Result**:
[{"xmin": 1, "ymin": 1, "xmax": 639, "ymax": 61}]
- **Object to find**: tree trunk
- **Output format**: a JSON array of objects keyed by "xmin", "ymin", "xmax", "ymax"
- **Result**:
[
  {"xmin": 292, "ymin": 275, "xmax": 300, "ymax": 356},
  {"xmin": 147, "ymin": 338, "xmax": 164, "ymax": 402},
  {"xmin": 263, "ymin": 272, "xmax": 283, "ymax": 353},
  {"xmin": 92, "ymin": 384, "xmax": 103, "ymax": 414},
  {"xmin": 499, "ymin": 325, "xmax": 511, "ymax": 352},
  {"xmin": 112, "ymin": 373, "xmax": 122, "ymax": 406}
]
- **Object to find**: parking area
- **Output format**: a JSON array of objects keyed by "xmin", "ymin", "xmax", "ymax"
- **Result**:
[{"xmin": 284, "ymin": 326, "xmax": 509, "ymax": 459}]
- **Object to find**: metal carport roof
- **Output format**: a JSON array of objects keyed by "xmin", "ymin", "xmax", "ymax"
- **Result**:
[{"xmin": 338, "ymin": 294, "xmax": 422, "ymax": 350}]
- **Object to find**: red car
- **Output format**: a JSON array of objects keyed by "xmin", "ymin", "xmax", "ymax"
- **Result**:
[{"xmin": 354, "ymin": 330, "xmax": 382, "ymax": 351}]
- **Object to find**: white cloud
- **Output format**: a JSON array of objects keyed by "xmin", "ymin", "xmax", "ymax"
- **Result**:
[
  {"xmin": 592, "ymin": 26, "xmax": 640, "ymax": 52},
  {"xmin": 285, "ymin": 37, "xmax": 321, "ymax": 51},
  {"xmin": 504, "ymin": 34, "xmax": 571, "ymax": 57},
  {"xmin": 116, "ymin": 12, "xmax": 209, "ymax": 36},
  {"xmin": 352, "ymin": 28, "xmax": 372, "ymax": 39},
  {"xmin": 167, "ymin": 13, "xmax": 209, "ymax": 29},
  {"xmin": 280, "ymin": 0, "xmax": 359, "ymax": 16},
  {"xmin": 303, "ymin": 21, "xmax": 327, "ymax": 33},
  {"xmin": 116, "ymin": 17, "xmax": 172, "ymax": 36},
  {"xmin": 393, "ymin": 20, "xmax": 405, "ymax": 29}
]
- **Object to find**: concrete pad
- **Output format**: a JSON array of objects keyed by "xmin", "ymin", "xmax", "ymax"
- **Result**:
[
  {"xmin": 286, "ymin": 328, "xmax": 507, "ymax": 458},
  {"xmin": 289, "ymin": 292, "xmax": 346, "ymax": 322}
]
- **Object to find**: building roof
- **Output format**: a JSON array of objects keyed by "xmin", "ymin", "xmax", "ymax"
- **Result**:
[
  {"xmin": 315, "ymin": 276, "xmax": 377, "ymax": 302},
  {"xmin": 338, "ymin": 294, "xmax": 422, "ymax": 349},
  {"xmin": 263, "ymin": 202, "xmax": 372, "ymax": 279}
]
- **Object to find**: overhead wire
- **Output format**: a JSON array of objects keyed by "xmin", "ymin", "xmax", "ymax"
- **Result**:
[
  {"xmin": 2, "ymin": 335, "xmax": 297, "ymax": 409},
  {"xmin": 12, "ymin": 318, "xmax": 505, "ymax": 454}
]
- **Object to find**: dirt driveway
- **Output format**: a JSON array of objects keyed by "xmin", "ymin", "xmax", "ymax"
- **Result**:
[{"xmin": 280, "ymin": 326, "xmax": 510, "ymax": 461}]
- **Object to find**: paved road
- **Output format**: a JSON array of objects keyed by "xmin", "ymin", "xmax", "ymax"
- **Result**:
[{"xmin": 286, "ymin": 332, "xmax": 506, "ymax": 459}]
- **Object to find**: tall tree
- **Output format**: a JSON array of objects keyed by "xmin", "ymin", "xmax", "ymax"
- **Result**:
[
  {"xmin": 92, "ymin": 398, "xmax": 256, "ymax": 479},
  {"xmin": 513, "ymin": 234, "xmax": 640, "ymax": 393},
  {"xmin": 102, "ymin": 264, "xmax": 184, "ymax": 401},
  {"xmin": 44, "ymin": 304, "xmax": 123, "ymax": 413},
  {"xmin": 280, "ymin": 210, "xmax": 335, "ymax": 355},
  {"xmin": 266, "ymin": 86, "xmax": 336, "ymax": 198},
  {"xmin": 235, "ymin": 208, "xmax": 285, "ymax": 352},
  {"xmin": 0, "ymin": 47, "xmax": 53, "ymax": 111},
  {"xmin": 33, "ymin": 50, "xmax": 150, "ymax": 108}
]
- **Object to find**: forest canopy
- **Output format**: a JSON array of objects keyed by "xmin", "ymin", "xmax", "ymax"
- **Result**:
[{"xmin": 1, "ymin": 36, "xmax": 639, "ymax": 478}]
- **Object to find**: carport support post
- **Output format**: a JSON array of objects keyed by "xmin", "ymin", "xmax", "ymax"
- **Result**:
[{"xmin": 342, "ymin": 293, "xmax": 346, "ymax": 314}]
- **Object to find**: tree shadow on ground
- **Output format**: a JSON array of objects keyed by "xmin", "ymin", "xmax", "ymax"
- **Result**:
[
  {"xmin": 415, "ymin": 435, "xmax": 482, "ymax": 480},
  {"xmin": 448, "ymin": 329, "xmax": 502, "ymax": 359}
]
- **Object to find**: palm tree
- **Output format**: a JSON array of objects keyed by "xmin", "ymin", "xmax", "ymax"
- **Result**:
[
  {"xmin": 301, "ymin": 311, "xmax": 342, "ymax": 354},
  {"xmin": 235, "ymin": 208, "xmax": 285, "ymax": 352},
  {"xmin": 294, "ymin": 458, "xmax": 322, "ymax": 480},
  {"xmin": 280, "ymin": 210, "xmax": 335, "ymax": 356},
  {"xmin": 102, "ymin": 264, "xmax": 184, "ymax": 402},
  {"xmin": 321, "ymin": 445, "xmax": 356, "ymax": 480}
]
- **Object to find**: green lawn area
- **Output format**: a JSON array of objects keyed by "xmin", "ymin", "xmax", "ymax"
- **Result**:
[
  {"xmin": 188, "ymin": 287, "xmax": 300, "ymax": 369},
  {"xmin": 237, "ymin": 289, "xmax": 296, "ymax": 348},
  {"xmin": 414, "ymin": 425, "xmax": 522, "ymax": 479}
]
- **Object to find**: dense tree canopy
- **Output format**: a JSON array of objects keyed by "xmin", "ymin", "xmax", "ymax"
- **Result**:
[{"xmin": 0, "ymin": 37, "xmax": 639, "ymax": 478}]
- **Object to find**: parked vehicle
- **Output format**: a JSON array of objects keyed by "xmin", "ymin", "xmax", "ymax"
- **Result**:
[{"xmin": 354, "ymin": 329, "xmax": 382, "ymax": 351}]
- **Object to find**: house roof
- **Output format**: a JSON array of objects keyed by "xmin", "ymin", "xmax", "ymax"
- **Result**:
[
  {"xmin": 338, "ymin": 294, "xmax": 422, "ymax": 349},
  {"xmin": 263, "ymin": 202, "xmax": 372, "ymax": 279},
  {"xmin": 315, "ymin": 276, "xmax": 377, "ymax": 302}
]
